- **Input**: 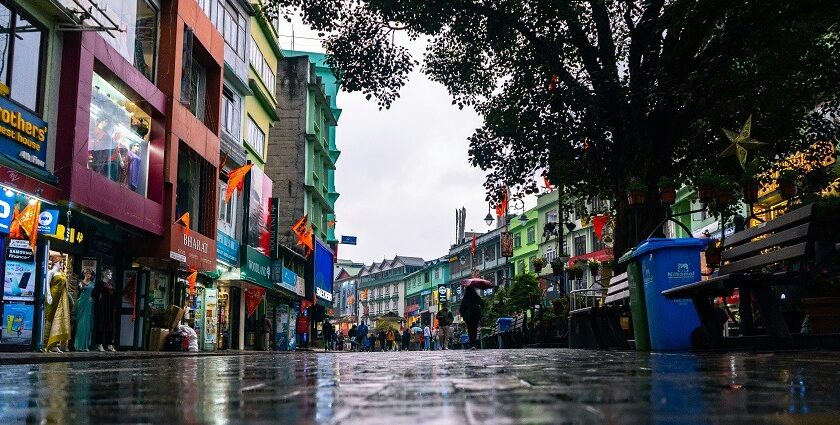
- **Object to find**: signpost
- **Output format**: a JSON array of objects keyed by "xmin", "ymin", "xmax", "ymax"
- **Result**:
[{"xmin": 340, "ymin": 235, "xmax": 357, "ymax": 245}]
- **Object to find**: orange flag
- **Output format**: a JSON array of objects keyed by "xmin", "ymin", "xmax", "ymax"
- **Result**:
[
  {"xmin": 8, "ymin": 205, "xmax": 21, "ymax": 239},
  {"xmin": 495, "ymin": 188, "xmax": 509, "ymax": 217},
  {"xmin": 226, "ymin": 164, "xmax": 253, "ymax": 202},
  {"xmin": 187, "ymin": 271, "xmax": 198, "ymax": 296},
  {"xmin": 291, "ymin": 215, "xmax": 314, "ymax": 257},
  {"xmin": 15, "ymin": 201, "xmax": 40, "ymax": 250},
  {"xmin": 176, "ymin": 212, "xmax": 190, "ymax": 236}
]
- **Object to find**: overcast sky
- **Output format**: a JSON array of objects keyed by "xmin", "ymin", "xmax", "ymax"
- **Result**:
[{"xmin": 281, "ymin": 33, "xmax": 498, "ymax": 265}]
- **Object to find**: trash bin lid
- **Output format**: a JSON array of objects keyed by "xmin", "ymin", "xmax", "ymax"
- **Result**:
[
  {"xmin": 630, "ymin": 238, "xmax": 708, "ymax": 259},
  {"xmin": 617, "ymin": 249, "xmax": 635, "ymax": 264}
]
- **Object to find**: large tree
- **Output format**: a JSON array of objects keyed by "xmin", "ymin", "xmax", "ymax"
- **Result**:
[{"xmin": 263, "ymin": 0, "xmax": 840, "ymax": 255}]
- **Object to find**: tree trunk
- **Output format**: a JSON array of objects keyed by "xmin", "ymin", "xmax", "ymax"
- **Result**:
[{"xmin": 613, "ymin": 188, "xmax": 668, "ymax": 272}]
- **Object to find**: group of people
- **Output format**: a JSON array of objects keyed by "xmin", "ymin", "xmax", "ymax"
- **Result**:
[{"xmin": 320, "ymin": 287, "xmax": 486, "ymax": 351}]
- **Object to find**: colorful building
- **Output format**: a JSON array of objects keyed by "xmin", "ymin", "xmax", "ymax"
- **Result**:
[
  {"xmin": 357, "ymin": 256, "xmax": 424, "ymax": 326},
  {"xmin": 509, "ymin": 209, "xmax": 539, "ymax": 276},
  {"xmin": 404, "ymin": 257, "xmax": 450, "ymax": 327}
]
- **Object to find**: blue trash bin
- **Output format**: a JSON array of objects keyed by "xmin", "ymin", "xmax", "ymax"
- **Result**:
[
  {"xmin": 631, "ymin": 238, "xmax": 707, "ymax": 351},
  {"xmin": 497, "ymin": 317, "xmax": 514, "ymax": 332}
]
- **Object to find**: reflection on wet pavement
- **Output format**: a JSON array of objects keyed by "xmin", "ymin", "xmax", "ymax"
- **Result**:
[{"xmin": 1, "ymin": 349, "xmax": 839, "ymax": 424}]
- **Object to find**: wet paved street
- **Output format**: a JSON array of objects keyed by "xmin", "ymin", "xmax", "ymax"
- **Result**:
[{"xmin": 1, "ymin": 349, "xmax": 839, "ymax": 424}]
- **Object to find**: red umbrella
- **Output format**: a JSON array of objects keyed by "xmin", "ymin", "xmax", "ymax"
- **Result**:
[{"xmin": 461, "ymin": 278, "xmax": 495, "ymax": 289}]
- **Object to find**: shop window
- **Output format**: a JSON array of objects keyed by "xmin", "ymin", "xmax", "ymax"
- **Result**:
[
  {"xmin": 176, "ymin": 142, "xmax": 215, "ymax": 235},
  {"xmin": 0, "ymin": 2, "xmax": 46, "ymax": 112},
  {"xmin": 221, "ymin": 87, "xmax": 240, "ymax": 137},
  {"xmin": 246, "ymin": 116, "xmax": 265, "ymax": 157},
  {"xmin": 87, "ymin": 72, "xmax": 152, "ymax": 196}
]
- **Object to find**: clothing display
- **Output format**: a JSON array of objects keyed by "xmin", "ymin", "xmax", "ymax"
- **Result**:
[
  {"xmin": 45, "ymin": 274, "xmax": 71, "ymax": 350},
  {"xmin": 93, "ymin": 277, "xmax": 116, "ymax": 348},
  {"xmin": 74, "ymin": 282, "xmax": 94, "ymax": 351}
]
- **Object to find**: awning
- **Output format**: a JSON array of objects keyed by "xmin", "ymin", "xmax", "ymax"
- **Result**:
[{"xmin": 567, "ymin": 249, "xmax": 613, "ymax": 267}]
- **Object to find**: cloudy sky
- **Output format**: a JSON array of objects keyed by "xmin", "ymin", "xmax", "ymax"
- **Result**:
[{"xmin": 281, "ymin": 33, "xmax": 498, "ymax": 265}]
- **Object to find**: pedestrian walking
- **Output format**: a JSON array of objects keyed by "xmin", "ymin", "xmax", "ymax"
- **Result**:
[
  {"xmin": 357, "ymin": 322, "xmax": 368, "ymax": 351},
  {"xmin": 348, "ymin": 325, "xmax": 358, "ymax": 351},
  {"xmin": 386, "ymin": 328, "xmax": 396, "ymax": 351},
  {"xmin": 401, "ymin": 327, "xmax": 411, "ymax": 351},
  {"xmin": 436, "ymin": 305, "xmax": 454, "ymax": 350},
  {"xmin": 423, "ymin": 324, "xmax": 432, "ymax": 351},
  {"xmin": 322, "ymin": 319, "xmax": 335, "ymax": 351},
  {"xmin": 459, "ymin": 286, "xmax": 485, "ymax": 349},
  {"xmin": 378, "ymin": 329, "xmax": 387, "ymax": 352},
  {"xmin": 262, "ymin": 315, "xmax": 273, "ymax": 351}
]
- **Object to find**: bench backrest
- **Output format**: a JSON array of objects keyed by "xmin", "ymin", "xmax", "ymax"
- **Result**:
[
  {"xmin": 719, "ymin": 203, "xmax": 814, "ymax": 276},
  {"xmin": 605, "ymin": 272, "xmax": 629, "ymax": 304}
]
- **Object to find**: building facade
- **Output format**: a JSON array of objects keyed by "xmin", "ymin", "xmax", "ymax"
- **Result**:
[{"xmin": 358, "ymin": 256, "xmax": 424, "ymax": 325}]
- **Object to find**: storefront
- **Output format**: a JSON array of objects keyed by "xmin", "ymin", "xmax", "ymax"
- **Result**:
[
  {"xmin": 270, "ymin": 262, "xmax": 305, "ymax": 351},
  {"xmin": 306, "ymin": 239, "xmax": 334, "ymax": 347}
]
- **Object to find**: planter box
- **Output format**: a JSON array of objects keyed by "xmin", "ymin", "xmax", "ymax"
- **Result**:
[{"xmin": 804, "ymin": 297, "xmax": 840, "ymax": 334}]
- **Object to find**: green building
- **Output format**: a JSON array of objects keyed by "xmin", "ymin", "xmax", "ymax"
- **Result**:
[
  {"xmin": 509, "ymin": 209, "xmax": 539, "ymax": 276},
  {"xmin": 404, "ymin": 257, "xmax": 450, "ymax": 327}
]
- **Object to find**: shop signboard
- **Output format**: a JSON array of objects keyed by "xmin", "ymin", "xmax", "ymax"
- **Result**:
[
  {"xmin": 170, "ymin": 222, "xmax": 216, "ymax": 272},
  {"xmin": 0, "ymin": 190, "xmax": 15, "ymax": 233},
  {"xmin": 0, "ymin": 302, "xmax": 34, "ymax": 346},
  {"xmin": 0, "ymin": 96, "xmax": 49, "ymax": 170},
  {"xmin": 269, "ymin": 198, "xmax": 280, "ymax": 258},
  {"xmin": 437, "ymin": 285, "xmax": 448, "ymax": 304},
  {"xmin": 313, "ymin": 240, "xmax": 334, "ymax": 303},
  {"xmin": 241, "ymin": 245, "xmax": 272, "ymax": 289},
  {"xmin": 37, "ymin": 210, "xmax": 58, "ymax": 235},
  {"xmin": 277, "ymin": 266, "xmax": 298, "ymax": 295},
  {"xmin": 4, "ymin": 240, "xmax": 36, "ymax": 301},
  {"xmin": 216, "ymin": 230, "xmax": 239, "ymax": 266},
  {"xmin": 501, "ymin": 232, "xmax": 513, "ymax": 257}
]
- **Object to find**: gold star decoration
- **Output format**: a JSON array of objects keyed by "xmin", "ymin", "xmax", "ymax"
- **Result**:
[{"xmin": 719, "ymin": 115, "xmax": 765, "ymax": 168}]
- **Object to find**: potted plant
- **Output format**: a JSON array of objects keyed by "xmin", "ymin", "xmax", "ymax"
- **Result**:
[
  {"xmin": 532, "ymin": 257, "xmax": 546, "ymax": 274},
  {"xmin": 626, "ymin": 178, "xmax": 647, "ymax": 207},
  {"xmin": 741, "ymin": 158, "xmax": 765, "ymax": 204},
  {"xmin": 777, "ymin": 169, "xmax": 798, "ymax": 200},
  {"xmin": 715, "ymin": 180, "xmax": 735, "ymax": 206},
  {"xmin": 657, "ymin": 176, "xmax": 679, "ymax": 205},
  {"xmin": 587, "ymin": 259, "xmax": 601, "ymax": 277},
  {"xmin": 693, "ymin": 170, "xmax": 720, "ymax": 204},
  {"xmin": 704, "ymin": 241, "xmax": 723, "ymax": 269},
  {"xmin": 550, "ymin": 256, "xmax": 566, "ymax": 276},
  {"xmin": 567, "ymin": 264, "xmax": 583, "ymax": 280}
]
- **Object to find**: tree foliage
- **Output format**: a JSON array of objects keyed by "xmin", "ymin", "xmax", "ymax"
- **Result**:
[
  {"xmin": 263, "ymin": 0, "xmax": 840, "ymax": 253},
  {"xmin": 506, "ymin": 273, "xmax": 541, "ymax": 313}
]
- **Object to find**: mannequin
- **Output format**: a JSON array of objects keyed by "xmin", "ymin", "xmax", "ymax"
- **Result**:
[
  {"xmin": 93, "ymin": 268, "xmax": 116, "ymax": 352},
  {"xmin": 74, "ymin": 269, "xmax": 95, "ymax": 352},
  {"xmin": 44, "ymin": 261, "xmax": 71, "ymax": 352}
]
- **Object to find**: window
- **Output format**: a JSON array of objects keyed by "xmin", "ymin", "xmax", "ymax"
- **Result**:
[
  {"xmin": 217, "ymin": 179, "xmax": 238, "ymax": 236},
  {"xmin": 221, "ymin": 1, "xmax": 246, "ymax": 59},
  {"xmin": 513, "ymin": 232, "xmax": 521, "ymax": 249},
  {"xmin": 592, "ymin": 232, "xmax": 605, "ymax": 252},
  {"xmin": 546, "ymin": 210, "xmax": 558, "ymax": 223},
  {"xmin": 0, "ymin": 2, "xmax": 46, "ymax": 112},
  {"xmin": 249, "ymin": 37, "xmax": 276, "ymax": 92},
  {"xmin": 175, "ymin": 142, "xmax": 214, "ymax": 235},
  {"xmin": 180, "ymin": 28, "xmax": 211, "ymax": 127},
  {"xmin": 529, "ymin": 256, "xmax": 536, "ymax": 272},
  {"xmin": 517, "ymin": 261, "xmax": 525, "ymax": 275},
  {"xmin": 485, "ymin": 245, "xmax": 496, "ymax": 262},
  {"xmin": 246, "ymin": 116, "xmax": 266, "ymax": 157},
  {"xmin": 574, "ymin": 235, "xmax": 587, "ymax": 256},
  {"xmin": 393, "ymin": 283, "xmax": 398, "ymax": 295},
  {"xmin": 87, "ymin": 72, "xmax": 152, "ymax": 196},
  {"xmin": 80, "ymin": 0, "xmax": 158, "ymax": 82},
  {"xmin": 545, "ymin": 249, "xmax": 555, "ymax": 264},
  {"xmin": 424, "ymin": 272, "xmax": 430, "ymax": 283},
  {"xmin": 434, "ymin": 268, "xmax": 440, "ymax": 280},
  {"xmin": 221, "ymin": 88, "xmax": 240, "ymax": 136},
  {"xmin": 527, "ymin": 227, "xmax": 536, "ymax": 244}
]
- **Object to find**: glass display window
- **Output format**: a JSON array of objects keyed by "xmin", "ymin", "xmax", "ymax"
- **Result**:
[{"xmin": 87, "ymin": 72, "xmax": 152, "ymax": 196}]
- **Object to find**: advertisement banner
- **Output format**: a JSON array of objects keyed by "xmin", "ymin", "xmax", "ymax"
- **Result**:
[
  {"xmin": 247, "ymin": 166, "xmax": 273, "ymax": 255},
  {"xmin": 0, "ymin": 96, "xmax": 49, "ymax": 170},
  {"xmin": 0, "ymin": 190, "xmax": 15, "ymax": 233},
  {"xmin": 277, "ymin": 266, "xmax": 298, "ymax": 294},
  {"xmin": 501, "ymin": 232, "xmax": 514, "ymax": 257},
  {"xmin": 295, "ymin": 276, "xmax": 305, "ymax": 297},
  {"xmin": 313, "ymin": 240, "xmax": 334, "ymax": 302},
  {"xmin": 216, "ymin": 230, "xmax": 239, "ymax": 266},
  {"xmin": 275, "ymin": 304, "xmax": 289, "ymax": 351},
  {"xmin": 38, "ymin": 210, "xmax": 59, "ymax": 235},
  {"xmin": 3, "ymin": 240, "xmax": 35, "ymax": 301},
  {"xmin": 148, "ymin": 271, "xmax": 169, "ymax": 311},
  {"xmin": 245, "ymin": 286, "xmax": 265, "ymax": 317},
  {"xmin": 204, "ymin": 289, "xmax": 218, "ymax": 345},
  {"xmin": 0, "ymin": 302, "xmax": 34, "ymax": 346}
]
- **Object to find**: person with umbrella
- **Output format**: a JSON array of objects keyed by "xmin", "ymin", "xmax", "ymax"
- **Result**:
[{"xmin": 459, "ymin": 280, "xmax": 488, "ymax": 349}]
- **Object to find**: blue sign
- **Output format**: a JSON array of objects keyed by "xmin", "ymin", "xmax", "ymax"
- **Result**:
[
  {"xmin": 38, "ymin": 210, "xmax": 58, "ymax": 235},
  {"xmin": 276, "ymin": 265, "xmax": 297, "ymax": 293},
  {"xmin": 0, "ymin": 96, "xmax": 49, "ymax": 169},
  {"xmin": 216, "ymin": 230, "xmax": 239, "ymax": 266},
  {"xmin": 340, "ymin": 235, "xmax": 357, "ymax": 245},
  {"xmin": 0, "ymin": 190, "xmax": 15, "ymax": 233},
  {"xmin": 313, "ymin": 240, "xmax": 334, "ymax": 302}
]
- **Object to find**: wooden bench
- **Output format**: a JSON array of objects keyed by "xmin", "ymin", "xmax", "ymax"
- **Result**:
[
  {"xmin": 568, "ymin": 273, "xmax": 631, "ymax": 349},
  {"xmin": 662, "ymin": 203, "xmax": 816, "ymax": 349}
]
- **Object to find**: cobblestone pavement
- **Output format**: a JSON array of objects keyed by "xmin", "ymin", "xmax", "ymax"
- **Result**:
[{"xmin": 1, "ymin": 349, "xmax": 838, "ymax": 424}]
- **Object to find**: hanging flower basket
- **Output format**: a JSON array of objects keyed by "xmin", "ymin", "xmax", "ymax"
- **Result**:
[
  {"xmin": 705, "ymin": 245, "xmax": 722, "ymax": 269},
  {"xmin": 715, "ymin": 189, "xmax": 733, "ymax": 206},
  {"xmin": 627, "ymin": 178, "xmax": 647, "ymax": 207},
  {"xmin": 742, "ymin": 179, "xmax": 761, "ymax": 204},
  {"xmin": 587, "ymin": 260, "xmax": 601, "ymax": 277},
  {"xmin": 777, "ymin": 170, "xmax": 798, "ymax": 200},
  {"xmin": 550, "ymin": 257, "xmax": 566, "ymax": 276},
  {"xmin": 532, "ymin": 257, "xmax": 545, "ymax": 274},
  {"xmin": 659, "ymin": 187, "xmax": 677, "ymax": 205},
  {"xmin": 697, "ymin": 185, "xmax": 716, "ymax": 204}
]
